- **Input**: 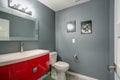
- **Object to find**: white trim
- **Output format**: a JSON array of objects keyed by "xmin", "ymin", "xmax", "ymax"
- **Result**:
[
  {"xmin": 114, "ymin": 0, "xmax": 120, "ymax": 80},
  {"xmin": 66, "ymin": 71, "xmax": 98, "ymax": 80}
]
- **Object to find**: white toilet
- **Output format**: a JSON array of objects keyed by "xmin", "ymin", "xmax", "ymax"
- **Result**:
[{"xmin": 50, "ymin": 52, "xmax": 69, "ymax": 80}]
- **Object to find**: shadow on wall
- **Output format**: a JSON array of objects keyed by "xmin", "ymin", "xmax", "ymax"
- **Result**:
[{"xmin": 57, "ymin": 54, "xmax": 63, "ymax": 61}]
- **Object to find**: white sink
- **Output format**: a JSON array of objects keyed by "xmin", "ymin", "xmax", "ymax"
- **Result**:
[{"xmin": 0, "ymin": 49, "xmax": 49, "ymax": 66}]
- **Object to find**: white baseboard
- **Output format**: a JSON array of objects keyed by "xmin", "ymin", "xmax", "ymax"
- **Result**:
[{"xmin": 66, "ymin": 71, "xmax": 99, "ymax": 80}]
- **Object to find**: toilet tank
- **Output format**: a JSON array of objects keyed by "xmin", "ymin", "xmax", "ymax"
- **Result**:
[{"xmin": 50, "ymin": 52, "xmax": 57, "ymax": 65}]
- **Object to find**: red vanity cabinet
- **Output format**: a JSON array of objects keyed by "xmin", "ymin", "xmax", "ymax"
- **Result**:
[
  {"xmin": 0, "ymin": 53, "xmax": 50, "ymax": 80},
  {"xmin": 0, "ymin": 65, "xmax": 9, "ymax": 80}
]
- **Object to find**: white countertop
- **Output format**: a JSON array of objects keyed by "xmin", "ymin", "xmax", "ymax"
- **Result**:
[{"xmin": 0, "ymin": 49, "xmax": 49, "ymax": 66}]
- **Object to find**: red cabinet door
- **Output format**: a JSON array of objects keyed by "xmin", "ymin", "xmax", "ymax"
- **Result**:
[
  {"xmin": 28, "ymin": 54, "xmax": 50, "ymax": 80},
  {"xmin": 9, "ymin": 61, "xmax": 32, "ymax": 80},
  {"xmin": 0, "ymin": 65, "xmax": 9, "ymax": 80},
  {"xmin": 0, "ymin": 53, "xmax": 50, "ymax": 80}
]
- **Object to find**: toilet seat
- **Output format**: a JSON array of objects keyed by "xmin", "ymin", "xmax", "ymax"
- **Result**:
[{"xmin": 54, "ymin": 61, "xmax": 69, "ymax": 68}]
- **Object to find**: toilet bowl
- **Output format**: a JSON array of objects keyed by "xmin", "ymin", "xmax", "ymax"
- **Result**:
[
  {"xmin": 54, "ymin": 61, "xmax": 69, "ymax": 72},
  {"xmin": 50, "ymin": 52, "xmax": 69, "ymax": 80}
]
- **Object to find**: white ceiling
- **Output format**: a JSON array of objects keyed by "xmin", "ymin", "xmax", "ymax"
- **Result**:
[{"xmin": 38, "ymin": 0, "xmax": 91, "ymax": 11}]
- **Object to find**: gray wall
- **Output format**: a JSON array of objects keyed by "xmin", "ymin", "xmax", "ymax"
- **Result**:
[
  {"xmin": 109, "ymin": 0, "xmax": 114, "ymax": 80},
  {"xmin": 0, "ymin": 0, "xmax": 114, "ymax": 80},
  {"xmin": 0, "ymin": 0, "xmax": 55, "ymax": 54},
  {"xmin": 55, "ymin": 0, "xmax": 109, "ymax": 80}
]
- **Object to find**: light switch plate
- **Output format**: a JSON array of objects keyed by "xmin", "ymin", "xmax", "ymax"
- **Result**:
[{"xmin": 72, "ymin": 38, "xmax": 75, "ymax": 44}]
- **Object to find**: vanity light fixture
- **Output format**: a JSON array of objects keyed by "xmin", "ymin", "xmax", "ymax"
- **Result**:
[{"xmin": 8, "ymin": 0, "xmax": 32, "ymax": 15}]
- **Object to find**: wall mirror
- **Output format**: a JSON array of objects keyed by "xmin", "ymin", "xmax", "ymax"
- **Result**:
[{"xmin": 0, "ymin": 7, "xmax": 38, "ymax": 41}]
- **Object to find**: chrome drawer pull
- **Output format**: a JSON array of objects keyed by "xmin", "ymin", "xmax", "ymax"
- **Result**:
[{"xmin": 33, "ymin": 67, "xmax": 38, "ymax": 73}]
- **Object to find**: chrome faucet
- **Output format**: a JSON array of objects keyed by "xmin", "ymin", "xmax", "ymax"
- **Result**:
[{"xmin": 20, "ymin": 42, "xmax": 24, "ymax": 52}]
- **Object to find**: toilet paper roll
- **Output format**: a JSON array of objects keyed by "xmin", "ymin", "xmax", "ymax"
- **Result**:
[{"xmin": 73, "ymin": 54, "xmax": 79, "ymax": 63}]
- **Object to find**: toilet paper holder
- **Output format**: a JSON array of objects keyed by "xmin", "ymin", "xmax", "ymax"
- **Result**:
[{"xmin": 73, "ymin": 54, "xmax": 79, "ymax": 62}]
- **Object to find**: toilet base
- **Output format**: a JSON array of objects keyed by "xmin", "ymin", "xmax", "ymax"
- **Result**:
[
  {"xmin": 51, "ymin": 68, "xmax": 67, "ymax": 80},
  {"xmin": 51, "ymin": 68, "xmax": 57, "ymax": 80},
  {"xmin": 57, "ymin": 71, "xmax": 66, "ymax": 80}
]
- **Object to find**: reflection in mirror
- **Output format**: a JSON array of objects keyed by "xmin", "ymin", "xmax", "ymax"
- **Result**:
[
  {"xmin": 0, "ymin": 18, "xmax": 9, "ymax": 40},
  {"xmin": 0, "ymin": 7, "xmax": 38, "ymax": 41}
]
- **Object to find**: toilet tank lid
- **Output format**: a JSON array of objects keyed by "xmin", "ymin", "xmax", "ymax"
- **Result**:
[{"xmin": 50, "ymin": 52, "xmax": 57, "ymax": 55}]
